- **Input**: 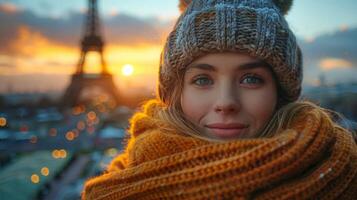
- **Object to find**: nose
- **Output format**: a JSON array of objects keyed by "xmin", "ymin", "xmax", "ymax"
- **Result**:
[{"xmin": 214, "ymin": 84, "xmax": 240, "ymax": 114}]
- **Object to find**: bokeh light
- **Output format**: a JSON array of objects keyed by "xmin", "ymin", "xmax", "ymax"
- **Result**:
[
  {"xmin": 41, "ymin": 167, "xmax": 50, "ymax": 176},
  {"xmin": 52, "ymin": 150, "xmax": 60, "ymax": 159},
  {"xmin": 31, "ymin": 174, "xmax": 40, "ymax": 184},
  {"xmin": 72, "ymin": 129, "xmax": 79, "ymax": 138},
  {"xmin": 65, "ymin": 131, "xmax": 75, "ymax": 141},
  {"xmin": 72, "ymin": 105, "xmax": 86, "ymax": 115},
  {"xmin": 105, "ymin": 148, "xmax": 118, "ymax": 157},
  {"xmin": 49, "ymin": 128, "xmax": 57, "ymax": 137},
  {"xmin": 52, "ymin": 149, "xmax": 67, "ymax": 159},
  {"xmin": 87, "ymin": 126, "xmax": 95, "ymax": 135},
  {"xmin": 20, "ymin": 124, "xmax": 29, "ymax": 132},
  {"xmin": 77, "ymin": 121, "xmax": 86, "ymax": 131},
  {"xmin": 59, "ymin": 149, "xmax": 67, "ymax": 158},
  {"xmin": 30, "ymin": 135, "xmax": 38, "ymax": 144},
  {"xmin": 97, "ymin": 104, "xmax": 107, "ymax": 113},
  {"xmin": 87, "ymin": 111, "xmax": 97, "ymax": 121},
  {"xmin": 0, "ymin": 117, "xmax": 7, "ymax": 127}
]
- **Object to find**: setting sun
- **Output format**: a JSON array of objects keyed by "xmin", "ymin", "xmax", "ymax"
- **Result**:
[{"xmin": 122, "ymin": 64, "xmax": 134, "ymax": 76}]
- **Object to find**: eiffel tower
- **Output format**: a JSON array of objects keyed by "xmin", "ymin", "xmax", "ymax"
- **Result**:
[{"xmin": 62, "ymin": 0, "xmax": 120, "ymax": 107}]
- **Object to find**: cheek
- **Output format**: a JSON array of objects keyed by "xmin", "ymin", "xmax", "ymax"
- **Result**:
[
  {"xmin": 181, "ymin": 87, "xmax": 211, "ymax": 124},
  {"xmin": 241, "ymin": 86, "xmax": 277, "ymax": 129}
]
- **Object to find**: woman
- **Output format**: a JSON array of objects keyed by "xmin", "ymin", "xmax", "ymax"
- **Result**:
[{"xmin": 83, "ymin": 0, "xmax": 357, "ymax": 199}]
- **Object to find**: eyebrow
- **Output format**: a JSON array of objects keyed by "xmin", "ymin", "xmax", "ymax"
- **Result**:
[{"xmin": 187, "ymin": 61, "xmax": 269, "ymax": 71}]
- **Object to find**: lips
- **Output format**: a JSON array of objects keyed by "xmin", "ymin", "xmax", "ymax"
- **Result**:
[{"xmin": 205, "ymin": 123, "xmax": 249, "ymax": 139}]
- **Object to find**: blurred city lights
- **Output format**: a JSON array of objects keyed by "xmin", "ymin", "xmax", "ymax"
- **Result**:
[
  {"xmin": 72, "ymin": 129, "xmax": 80, "ymax": 138},
  {"xmin": 41, "ymin": 167, "xmax": 50, "ymax": 176},
  {"xmin": 87, "ymin": 126, "xmax": 95, "ymax": 135},
  {"xmin": 87, "ymin": 111, "xmax": 97, "ymax": 121},
  {"xmin": 30, "ymin": 135, "xmax": 38, "ymax": 144},
  {"xmin": 105, "ymin": 148, "xmax": 118, "ymax": 157},
  {"xmin": 65, "ymin": 131, "xmax": 75, "ymax": 141},
  {"xmin": 0, "ymin": 117, "xmax": 7, "ymax": 127},
  {"xmin": 97, "ymin": 104, "xmax": 107, "ymax": 113},
  {"xmin": 72, "ymin": 105, "xmax": 86, "ymax": 115},
  {"xmin": 77, "ymin": 121, "xmax": 86, "ymax": 131},
  {"xmin": 94, "ymin": 117, "xmax": 99, "ymax": 125},
  {"xmin": 31, "ymin": 174, "xmax": 40, "ymax": 184},
  {"xmin": 52, "ymin": 149, "xmax": 67, "ymax": 159},
  {"xmin": 98, "ymin": 94, "xmax": 109, "ymax": 103},
  {"xmin": 20, "ymin": 124, "xmax": 29, "ymax": 132},
  {"xmin": 49, "ymin": 128, "xmax": 57, "ymax": 137},
  {"xmin": 52, "ymin": 150, "xmax": 61, "ymax": 159},
  {"xmin": 108, "ymin": 99, "xmax": 116, "ymax": 109},
  {"xmin": 59, "ymin": 149, "xmax": 67, "ymax": 158},
  {"xmin": 87, "ymin": 119, "xmax": 95, "ymax": 127}
]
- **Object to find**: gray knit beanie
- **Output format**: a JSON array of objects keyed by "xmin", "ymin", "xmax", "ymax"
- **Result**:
[{"xmin": 159, "ymin": 0, "xmax": 302, "ymax": 104}]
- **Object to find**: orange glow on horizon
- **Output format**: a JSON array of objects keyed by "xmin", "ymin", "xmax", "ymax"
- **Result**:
[
  {"xmin": 83, "ymin": 52, "xmax": 103, "ymax": 74},
  {"xmin": 105, "ymin": 45, "xmax": 160, "ymax": 77},
  {"xmin": 11, "ymin": 26, "xmax": 77, "ymax": 59},
  {"xmin": 1, "ymin": 25, "xmax": 163, "ymax": 92},
  {"xmin": 122, "ymin": 64, "xmax": 134, "ymax": 76},
  {"xmin": 319, "ymin": 58, "xmax": 352, "ymax": 71},
  {"xmin": 5, "ymin": 26, "xmax": 162, "ymax": 76}
]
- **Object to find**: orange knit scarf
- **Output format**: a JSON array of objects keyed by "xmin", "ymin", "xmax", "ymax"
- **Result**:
[{"xmin": 83, "ymin": 101, "xmax": 357, "ymax": 199}]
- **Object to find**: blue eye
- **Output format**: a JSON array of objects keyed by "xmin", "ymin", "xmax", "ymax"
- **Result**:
[
  {"xmin": 241, "ymin": 75, "xmax": 263, "ymax": 84},
  {"xmin": 192, "ymin": 76, "xmax": 213, "ymax": 86}
]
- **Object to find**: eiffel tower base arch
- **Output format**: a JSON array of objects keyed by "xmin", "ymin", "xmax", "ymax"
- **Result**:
[{"xmin": 61, "ymin": 74, "xmax": 120, "ymax": 108}]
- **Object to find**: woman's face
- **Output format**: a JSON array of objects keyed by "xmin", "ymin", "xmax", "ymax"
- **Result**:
[{"xmin": 181, "ymin": 52, "xmax": 277, "ymax": 140}]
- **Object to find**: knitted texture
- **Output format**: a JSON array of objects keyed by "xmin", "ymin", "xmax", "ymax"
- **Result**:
[
  {"xmin": 159, "ymin": 0, "xmax": 302, "ymax": 103},
  {"xmin": 83, "ymin": 100, "xmax": 357, "ymax": 200}
]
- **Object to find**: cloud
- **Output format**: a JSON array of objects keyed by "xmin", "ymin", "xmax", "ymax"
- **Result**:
[
  {"xmin": 104, "ymin": 14, "xmax": 172, "ymax": 45},
  {"xmin": 0, "ymin": 5, "xmax": 174, "ymax": 56},
  {"xmin": 299, "ymin": 28, "xmax": 357, "ymax": 64},
  {"xmin": 0, "ymin": 8, "xmax": 82, "ymax": 53},
  {"xmin": 299, "ymin": 27, "xmax": 357, "ymax": 85},
  {"xmin": 0, "ymin": 56, "xmax": 16, "ymax": 68},
  {"xmin": 0, "ymin": 2, "xmax": 22, "ymax": 13}
]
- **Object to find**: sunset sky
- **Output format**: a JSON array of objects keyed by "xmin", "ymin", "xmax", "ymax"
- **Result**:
[{"xmin": 0, "ymin": 0, "xmax": 356, "ymax": 94}]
